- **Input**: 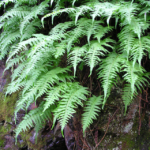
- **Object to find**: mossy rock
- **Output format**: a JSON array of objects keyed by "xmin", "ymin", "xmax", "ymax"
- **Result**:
[{"xmin": 0, "ymin": 92, "xmax": 18, "ymax": 122}]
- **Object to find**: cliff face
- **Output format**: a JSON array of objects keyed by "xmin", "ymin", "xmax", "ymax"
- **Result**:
[{"xmin": 0, "ymin": 60, "xmax": 150, "ymax": 150}]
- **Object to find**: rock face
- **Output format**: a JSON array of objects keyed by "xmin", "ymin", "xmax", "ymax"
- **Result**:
[{"xmin": 0, "ymin": 59, "xmax": 150, "ymax": 150}]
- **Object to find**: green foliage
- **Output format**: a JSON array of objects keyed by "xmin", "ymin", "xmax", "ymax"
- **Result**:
[
  {"xmin": 82, "ymin": 95, "xmax": 103, "ymax": 134},
  {"xmin": 0, "ymin": 0, "xmax": 150, "ymax": 141}
]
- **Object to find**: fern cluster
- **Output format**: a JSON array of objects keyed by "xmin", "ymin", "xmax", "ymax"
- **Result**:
[{"xmin": 0, "ymin": 0, "xmax": 150, "ymax": 141}]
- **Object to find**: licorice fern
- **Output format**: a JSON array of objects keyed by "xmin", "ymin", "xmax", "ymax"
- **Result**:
[{"xmin": 0, "ymin": 0, "xmax": 150, "ymax": 142}]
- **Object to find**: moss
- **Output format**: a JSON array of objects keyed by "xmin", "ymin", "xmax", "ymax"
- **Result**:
[
  {"xmin": 16, "ymin": 129, "xmax": 47, "ymax": 150},
  {"xmin": 0, "ymin": 125, "xmax": 12, "ymax": 148},
  {"xmin": 0, "ymin": 91, "xmax": 18, "ymax": 122},
  {"xmin": 0, "ymin": 139, "xmax": 4, "ymax": 147}
]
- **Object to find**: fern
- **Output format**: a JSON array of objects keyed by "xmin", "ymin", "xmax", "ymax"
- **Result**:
[
  {"xmin": 20, "ymin": 1, "xmax": 49, "ymax": 35},
  {"xmin": 0, "ymin": 6, "xmax": 30, "ymax": 22},
  {"xmin": 53, "ymin": 82, "xmax": 89, "ymax": 135},
  {"xmin": 86, "ymin": 39, "xmax": 114, "ymax": 75},
  {"xmin": 82, "ymin": 96, "xmax": 103, "ymax": 134},
  {"xmin": 1, "ymin": 0, "xmax": 150, "ymax": 143},
  {"xmin": 98, "ymin": 51, "xmax": 122, "ymax": 105},
  {"xmin": 15, "ymin": 102, "xmax": 55, "ymax": 142},
  {"xmin": 68, "ymin": 46, "xmax": 86, "ymax": 76}
]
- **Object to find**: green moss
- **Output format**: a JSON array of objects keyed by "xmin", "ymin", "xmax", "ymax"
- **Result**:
[
  {"xmin": 0, "ymin": 125, "xmax": 12, "ymax": 148},
  {"xmin": 0, "ymin": 139, "xmax": 4, "ymax": 147},
  {"xmin": 16, "ymin": 129, "xmax": 47, "ymax": 150},
  {"xmin": 0, "ymin": 92, "xmax": 18, "ymax": 122}
]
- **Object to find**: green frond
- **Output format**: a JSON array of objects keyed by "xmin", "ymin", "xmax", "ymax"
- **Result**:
[
  {"xmin": 118, "ymin": 2, "xmax": 138, "ymax": 25},
  {"xmin": 94, "ymin": 26, "xmax": 113, "ymax": 43},
  {"xmin": 0, "ymin": 30, "xmax": 20, "ymax": 59},
  {"xmin": 68, "ymin": 46, "xmax": 86, "ymax": 76},
  {"xmin": 54, "ymin": 41, "xmax": 67, "ymax": 58},
  {"xmin": 86, "ymin": 39, "xmax": 114, "ymax": 75},
  {"xmin": 118, "ymin": 25, "xmax": 136, "ymax": 57},
  {"xmin": 75, "ymin": 5, "xmax": 92, "ymax": 24},
  {"xmin": 7, "ymin": 38, "xmax": 39, "ymax": 61},
  {"xmin": 1, "ymin": 0, "xmax": 150, "ymax": 143},
  {"xmin": 43, "ymin": 83, "xmax": 67, "ymax": 112},
  {"xmin": 98, "ymin": 51, "xmax": 122, "ymax": 104},
  {"xmin": 122, "ymin": 84, "xmax": 134, "ymax": 113},
  {"xmin": 11, "ymin": 67, "xmax": 71, "ymax": 114},
  {"xmin": 20, "ymin": 1, "xmax": 49, "ymax": 35},
  {"xmin": 122, "ymin": 61, "xmax": 145, "ymax": 96},
  {"xmin": 90, "ymin": 2, "xmax": 118, "ymax": 23},
  {"xmin": 20, "ymin": 19, "xmax": 41, "ymax": 41},
  {"xmin": 0, "ymin": 6, "xmax": 30, "ymax": 22},
  {"xmin": 131, "ymin": 36, "xmax": 150, "ymax": 65},
  {"xmin": 66, "ymin": 18, "xmax": 90, "ymax": 52},
  {"xmin": 53, "ymin": 82, "xmax": 89, "ymax": 135},
  {"xmin": 42, "ymin": 7, "xmax": 76, "ymax": 25},
  {"xmin": 15, "ymin": 102, "xmax": 55, "ymax": 142},
  {"xmin": 82, "ymin": 95, "xmax": 102, "ymax": 135},
  {"xmin": 49, "ymin": 21, "xmax": 74, "ymax": 35},
  {"xmin": 122, "ymin": 70, "xmax": 149, "ymax": 113},
  {"xmin": 35, "ymin": 67, "xmax": 71, "ymax": 99}
]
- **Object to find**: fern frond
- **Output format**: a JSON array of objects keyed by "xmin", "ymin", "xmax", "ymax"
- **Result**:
[
  {"xmin": 118, "ymin": 25, "xmax": 135, "ymax": 57},
  {"xmin": 0, "ymin": 6, "xmax": 30, "ymax": 22},
  {"xmin": 86, "ymin": 39, "xmax": 114, "ymax": 75},
  {"xmin": 94, "ymin": 26, "xmax": 113, "ymax": 43},
  {"xmin": 122, "ymin": 61, "xmax": 144, "ymax": 96},
  {"xmin": 42, "ymin": 7, "xmax": 76, "ymax": 25},
  {"xmin": 54, "ymin": 41, "xmax": 68, "ymax": 58},
  {"xmin": 20, "ymin": 1, "xmax": 49, "ymax": 35},
  {"xmin": 7, "ymin": 38, "xmax": 39, "ymax": 61},
  {"xmin": 122, "ymin": 84, "xmax": 135, "ymax": 113},
  {"xmin": 20, "ymin": 19, "xmax": 41, "ymax": 41},
  {"xmin": 82, "ymin": 95, "xmax": 102, "ymax": 134},
  {"xmin": 0, "ymin": 30, "xmax": 20, "ymax": 59},
  {"xmin": 43, "ymin": 83, "xmax": 67, "ymax": 112},
  {"xmin": 118, "ymin": 2, "xmax": 138, "ymax": 25},
  {"xmin": 122, "ymin": 66, "xmax": 149, "ymax": 113},
  {"xmin": 131, "ymin": 36, "xmax": 150, "ymax": 65},
  {"xmin": 98, "ymin": 51, "xmax": 122, "ymax": 104},
  {"xmin": 35, "ymin": 67, "xmax": 71, "ymax": 99},
  {"xmin": 66, "ymin": 18, "xmax": 90, "ymax": 52},
  {"xmin": 49, "ymin": 21, "xmax": 74, "ymax": 35},
  {"xmin": 68, "ymin": 45, "xmax": 86, "ymax": 76},
  {"xmin": 75, "ymin": 5, "xmax": 92, "ymax": 24},
  {"xmin": 53, "ymin": 82, "xmax": 89, "ymax": 135},
  {"xmin": 15, "ymin": 102, "xmax": 55, "ymax": 141},
  {"xmin": 12, "ymin": 67, "xmax": 71, "ymax": 114},
  {"xmin": 138, "ymin": 0, "xmax": 150, "ymax": 6},
  {"xmin": 90, "ymin": 2, "xmax": 118, "ymax": 23}
]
